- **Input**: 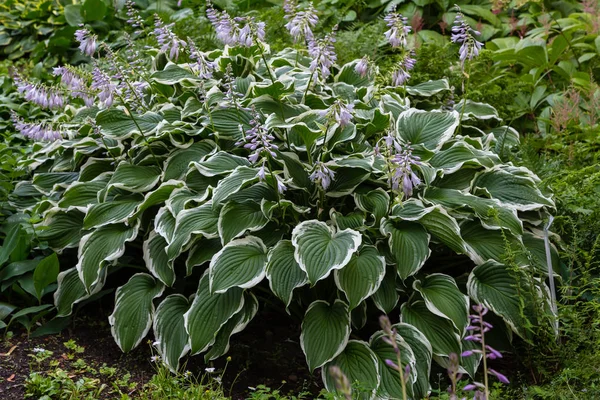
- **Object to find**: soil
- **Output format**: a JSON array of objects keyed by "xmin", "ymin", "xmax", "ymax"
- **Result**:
[{"xmin": 0, "ymin": 305, "xmax": 322, "ymax": 400}]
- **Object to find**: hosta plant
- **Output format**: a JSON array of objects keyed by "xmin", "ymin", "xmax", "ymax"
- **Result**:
[{"xmin": 7, "ymin": 9, "xmax": 557, "ymax": 398}]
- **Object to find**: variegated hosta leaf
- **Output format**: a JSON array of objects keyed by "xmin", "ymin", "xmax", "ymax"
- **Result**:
[
  {"xmin": 109, "ymin": 273, "xmax": 165, "ymax": 352},
  {"xmin": 381, "ymin": 220, "xmax": 431, "ymax": 280},
  {"xmin": 266, "ymin": 240, "xmax": 308, "ymax": 309},
  {"xmin": 108, "ymin": 163, "xmax": 162, "ymax": 193},
  {"xmin": 454, "ymin": 99, "xmax": 500, "ymax": 121},
  {"xmin": 204, "ymin": 292, "xmax": 259, "ymax": 362},
  {"xmin": 467, "ymin": 261, "xmax": 532, "ymax": 337},
  {"xmin": 191, "ymin": 151, "xmax": 250, "ymax": 177},
  {"xmin": 211, "ymin": 166, "xmax": 260, "ymax": 206},
  {"xmin": 153, "ymin": 294, "xmax": 191, "ymax": 372},
  {"xmin": 371, "ymin": 266, "xmax": 399, "ymax": 314},
  {"xmin": 134, "ymin": 181, "xmax": 185, "ymax": 218},
  {"xmin": 405, "ymin": 79, "xmax": 450, "ymax": 97},
  {"xmin": 38, "ymin": 210, "xmax": 85, "ymax": 251},
  {"xmin": 394, "ymin": 323, "xmax": 433, "ymax": 399},
  {"xmin": 301, "ymin": 300, "xmax": 351, "ymax": 372},
  {"xmin": 186, "ymin": 238, "xmax": 222, "ymax": 276},
  {"xmin": 334, "ymin": 246, "xmax": 385, "ymax": 310},
  {"xmin": 291, "ymin": 220, "xmax": 361, "ymax": 286},
  {"xmin": 209, "ymin": 236, "xmax": 268, "ymax": 294},
  {"xmin": 401, "ymin": 301, "xmax": 461, "ymax": 357},
  {"xmin": 413, "ymin": 274, "xmax": 469, "ymax": 334},
  {"xmin": 54, "ymin": 267, "xmax": 104, "ymax": 317},
  {"xmin": 143, "ymin": 231, "xmax": 175, "ymax": 287},
  {"xmin": 82, "ymin": 196, "xmax": 142, "ymax": 230},
  {"xmin": 184, "ymin": 273, "xmax": 245, "ymax": 355},
  {"xmin": 396, "ymin": 108, "xmax": 459, "ymax": 151},
  {"xmin": 472, "ymin": 166, "xmax": 554, "ymax": 211},
  {"xmin": 429, "ymin": 141, "xmax": 497, "ymax": 174},
  {"xmin": 354, "ymin": 188, "xmax": 390, "ymax": 223},
  {"xmin": 218, "ymin": 201, "xmax": 269, "ymax": 245},
  {"xmin": 77, "ymin": 223, "xmax": 139, "ymax": 291},
  {"xmin": 369, "ymin": 330, "xmax": 417, "ymax": 399},
  {"xmin": 163, "ymin": 141, "xmax": 216, "ymax": 181},
  {"xmin": 461, "ymin": 221, "xmax": 521, "ymax": 265},
  {"xmin": 57, "ymin": 179, "xmax": 108, "ymax": 211},
  {"xmin": 322, "ymin": 341, "xmax": 380, "ymax": 400},
  {"xmin": 96, "ymin": 108, "xmax": 164, "ymax": 139},
  {"xmin": 166, "ymin": 202, "xmax": 219, "ymax": 260}
]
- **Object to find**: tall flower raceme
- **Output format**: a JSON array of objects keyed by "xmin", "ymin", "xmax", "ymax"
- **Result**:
[
  {"xmin": 307, "ymin": 26, "xmax": 337, "ymax": 80},
  {"xmin": 91, "ymin": 66, "xmax": 118, "ymax": 109},
  {"xmin": 376, "ymin": 133, "xmax": 423, "ymax": 199},
  {"xmin": 322, "ymin": 99, "xmax": 354, "ymax": 128},
  {"xmin": 391, "ymin": 50, "xmax": 416, "ymax": 87},
  {"xmin": 12, "ymin": 71, "xmax": 66, "ymax": 110},
  {"xmin": 74, "ymin": 27, "xmax": 98, "ymax": 57},
  {"xmin": 462, "ymin": 304, "xmax": 510, "ymax": 398},
  {"xmin": 451, "ymin": 7, "xmax": 484, "ymax": 67},
  {"xmin": 384, "ymin": 9, "xmax": 411, "ymax": 48},
  {"xmin": 153, "ymin": 15, "xmax": 186, "ymax": 60},
  {"xmin": 284, "ymin": 1, "xmax": 319, "ymax": 43},
  {"xmin": 10, "ymin": 112, "xmax": 62, "ymax": 141},
  {"xmin": 206, "ymin": 3, "xmax": 265, "ymax": 47},
  {"xmin": 125, "ymin": 0, "xmax": 145, "ymax": 34},
  {"xmin": 53, "ymin": 66, "xmax": 94, "ymax": 107},
  {"xmin": 354, "ymin": 56, "xmax": 371, "ymax": 78},
  {"xmin": 187, "ymin": 38, "xmax": 216, "ymax": 79}
]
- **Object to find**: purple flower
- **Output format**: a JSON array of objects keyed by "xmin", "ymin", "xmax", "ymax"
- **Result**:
[
  {"xmin": 75, "ymin": 28, "xmax": 97, "ymax": 57},
  {"xmin": 354, "ymin": 56, "xmax": 370, "ymax": 78},
  {"xmin": 284, "ymin": 3, "xmax": 318, "ymax": 43},
  {"xmin": 391, "ymin": 51, "xmax": 416, "ymax": 86},
  {"xmin": 384, "ymin": 9, "xmax": 411, "ymax": 48},
  {"xmin": 154, "ymin": 15, "xmax": 186, "ymax": 60},
  {"xmin": 91, "ymin": 67, "xmax": 117, "ymax": 108},
  {"xmin": 308, "ymin": 27, "xmax": 337, "ymax": 80},
  {"xmin": 207, "ymin": 3, "xmax": 265, "ymax": 47},
  {"xmin": 489, "ymin": 368, "xmax": 510, "ymax": 384},
  {"xmin": 276, "ymin": 176, "xmax": 287, "ymax": 194},
  {"xmin": 13, "ymin": 72, "xmax": 66, "ymax": 109},
  {"xmin": 385, "ymin": 359, "xmax": 399, "ymax": 371},
  {"xmin": 187, "ymin": 38, "xmax": 216, "ymax": 79},
  {"xmin": 125, "ymin": 0, "xmax": 144, "ymax": 33},
  {"xmin": 322, "ymin": 99, "xmax": 354, "ymax": 127},
  {"xmin": 310, "ymin": 162, "xmax": 335, "ymax": 190},
  {"xmin": 283, "ymin": 0, "xmax": 296, "ymax": 15},
  {"xmin": 11, "ymin": 113, "xmax": 62, "ymax": 141},
  {"xmin": 451, "ymin": 8, "xmax": 483, "ymax": 66},
  {"xmin": 390, "ymin": 145, "xmax": 422, "ymax": 198},
  {"xmin": 236, "ymin": 108, "xmax": 279, "ymax": 164}
]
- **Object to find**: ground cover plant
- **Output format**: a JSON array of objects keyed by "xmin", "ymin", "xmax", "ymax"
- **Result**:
[{"xmin": 0, "ymin": 1, "xmax": 566, "ymax": 398}]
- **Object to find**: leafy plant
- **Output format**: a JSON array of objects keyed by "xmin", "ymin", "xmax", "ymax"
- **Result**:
[{"xmin": 6, "ymin": 7, "xmax": 558, "ymax": 398}]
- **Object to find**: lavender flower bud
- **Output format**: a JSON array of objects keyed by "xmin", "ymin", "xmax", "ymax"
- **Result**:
[
  {"xmin": 354, "ymin": 56, "xmax": 370, "ymax": 78},
  {"xmin": 391, "ymin": 51, "xmax": 416, "ymax": 87},
  {"xmin": 488, "ymin": 368, "xmax": 510, "ymax": 384},
  {"xmin": 285, "ymin": 3, "xmax": 318, "ymax": 43},
  {"xmin": 308, "ymin": 27, "xmax": 337, "ymax": 80},
  {"xmin": 276, "ymin": 176, "xmax": 287, "ymax": 194},
  {"xmin": 451, "ymin": 8, "xmax": 483, "ymax": 66},
  {"xmin": 385, "ymin": 359, "xmax": 400, "ymax": 371},
  {"xmin": 237, "ymin": 108, "xmax": 278, "ymax": 164},
  {"xmin": 390, "ymin": 144, "xmax": 422, "ymax": 198},
  {"xmin": 153, "ymin": 15, "xmax": 186, "ymax": 60},
  {"xmin": 125, "ymin": 0, "xmax": 144, "ymax": 33},
  {"xmin": 187, "ymin": 38, "xmax": 216, "ymax": 79},
  {"xmin": 91, "ymin": 67, "xmax": 117, "ymax": 108},
  {"xmin": 11, "ymin": 113, "xmax": 63, "ymax": 141}
]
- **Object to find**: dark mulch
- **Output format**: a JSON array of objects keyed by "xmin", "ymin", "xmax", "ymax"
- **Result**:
[{"xmin": 0, "ymin": 306, "xmax": 322, "ymax": 399}]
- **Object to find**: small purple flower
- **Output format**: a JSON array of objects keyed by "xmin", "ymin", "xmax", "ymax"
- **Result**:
[
  {"xmin": 207, "ymin": 3, "xmax": 265, "ymax": 47},
  {"xmin": 390, "ymin": 145, "xmax": 422, "ymax": 198},
  {"xmin": 308, "ymin": 27, "xmax": 337, "ymax": 80},
  {"xmin": 125, "ymin": 0, "xmax": 144, "ymax": 33},
  {"xmin": 187, "ymin": 38, "xmax": 216, "ymax": 79},
  {"xmin": 236, "ymin": 108, "xmax": 279, "ymax": 164},
  {"xmin": 451, "ymin": 7, "xmax": 483, "ymax": 66},
  {"xmin": 154, "ymin": 15, "xmax": 186, "ymax": 60},
  {"xmin": 91, "ymin": 67, "xmax": 117, "ymax": 108},
  {"xmin": 322, "ymin": 99, "xmax": 354, "ymax": 127},
  {"xmin": 282, "ymin": 0, "xmax": 296, "ymax": 15},
  {"xmin": 310, "ymin": 162, "xmax": 335, "ymax": 190},
  {"xmin": 384, "ymin": 9, "xmax": 411, "ymax": 48},
  {"xmin": 354, "ymin": 56, "xmax": 370, "ymax": 78},
  {"xmin": 75, "ymin": 27, "xmax": 97, "ymax": 57},
  {"xmin": 284, "ymin": 3, "xmax": 318, "ymax": 43},
  {"xmin": 11, "ymin": 113, "xmax": 62, "ymax": 141},
  {"xmin": 489, "ymin": 368, "xmax": 510, "ymax": 384},
  {"xmin": 276, "ymin": 176, "xmax": 287, "ymax": 194}
]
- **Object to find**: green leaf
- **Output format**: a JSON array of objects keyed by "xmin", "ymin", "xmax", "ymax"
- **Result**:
[
  {"xmin": 96, "ymin": 109, "xmax": 164, "ymax": 139},
  {"xmin": 218, "ymin": 201, "xmax": 269, "ymax": 245},
  {"xmin": 454, "ymin": 99, "xmax": 500, "ymax": 121},
  {"xmin": 58, "ymin": 179, "xmax": 107, "ymax": 211},
  {"xmin": 209, "ymin": 236, "xmax": 268, "ymax": 293},
  {"xmin": 81, "ymin": 0, "xmax": 107, "ymax": 21},
  {"xmin": 369, "ymin": 330, "xmax": 417, "ymax": 399},
  {"xmin": 108, "ymin": 164, "xmax": 161, "ymax": 193},
  {"xmin": 301, "ymin": 300, "xmax": 351, "ymax": 372},
  {"xmin": 394, "ymin": 323, "xmax": 433, "ymax": 399},
  {"xmin": 163, "ymin": 141, "xmax": 216, "ymax": 181},
  {"xmin": 186, "ymin": 238, "xmax": 222, "ymax": 276},
  {"xmin": 64, "ymin": 4, "xmax": 83, "ymax": 26},
  {"xmin": 371, "ymin": 266, "xmax": 399, "ymax": 314},
  {"xmin": 83, "ymin": 196, "xmax": 141, "ymax": 230},
  {"xmin": 401, "ymin": 301, "xmax": 461, "ymax": 357},
  {"xmin": 204, "ymin": 292, "xmax": 258, "ymax": 362},
  {"xmin": 151, "ymin": 64, "xmax": 200, "ymax": 85},
  {"xmin": 54, "ymin": 267, "xmax": 103, "ymax": 317},
  {"xmin": 207, "ymin": 108, "xmax": 252, "ymax": 140},
  {"xmin": 414, "ymin": 274, "xmax": 469, "ymax": 334},
  {"xmin": 322, "ymin": 341, "xmax": 380, "ymax": 399},
  {"xmin": 33, "ymin": 253, "xmax": 60, "ymax": 301},
  {"xmin": 77, "ymin": 223, "xmax": 139, "ymax": 291},
  {"xmin": 266, "ymin": 240, "xmax": 308, "ymax": 309},
  {"xmin": 212, "ymin": 166, "xmax": 260, "ymax": 206},
  {"xmin": 396, "ymin": 109, "xmax": 459, "ymax": 150},
  {"xmin": 38, "ymin": 210, "xmax": 85, "ymax": 251},
  {"xmin": 184, "ymin": 273, "xmax": 245, "ymax": 355},
  {"xmin": 166, "ymin": 202, "xmax": 220, "ymax": 260},
  {"xmin": 192, "ymin": 151, "xmax": 250, "ymax": 176},
  {"xmin": 472, "ymin": 166, "xmax": 554, "ymax": 211},
  {"xmin": 334, "ymin": 246, "xmax": 385, "ymax": 310},
  {"xmin": 143, "ymin": 231, "xmax": 175, "ymax": 287},
  {"xmin": 467, "ymin": 261, "xmax": 530, "ymax": 336},
  {"xmin": 0, "ymin": 224, "xmax": 22, "ymax": 266},
  {"xmin": 291, "ymin": 220, "xmax": 361, "ymax": 285},
  {"xmin": 134, "ymin": 181, "xmax": 185, "ymax": 218},
  {"xmin": 381, "ymin": 220, "xmax": 431, "ymax": 280},
  {"xmin": 153, "ymin": 294, "xmax": 191, "ymax": 372},
  {"xmin": 406, "ymin": 79, "xmax": 450, "ymax": 96},
  {"xmin": 354, "ymin": 188, "xmax": 390, "ymax": 223},
  {"xmin": 109, "ymin": 273, "xmax": 165, "ymax": 352}
]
